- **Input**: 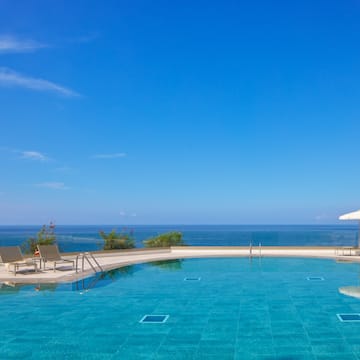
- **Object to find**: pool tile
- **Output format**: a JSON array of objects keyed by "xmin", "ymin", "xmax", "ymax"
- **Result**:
[
  {"xmin": 155, "ymin": 345, "xmax": 197, "ymax": 359},
  {"xmin": 315, "ymin": 354, "xmax": 358, "ymax": 360},
  {"xmin": 311, "ymin": 342, "xmax": 353, "ymax": 355}
]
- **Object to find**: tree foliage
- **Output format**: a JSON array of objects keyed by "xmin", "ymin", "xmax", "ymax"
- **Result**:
[
  {"xmin": 149, "ymin": 259, "xmax": 183, "ymax": 270},
  {"xmin": 143, "ymin": 231, "xmax": 185, "ymax": 247},
  {"xmin": 99, "ymin": 229, "xmax": 136, "ymax": 250},
  {"xmin": 21, "ymin": 223, "xmax": 56, "ymax": 254}
]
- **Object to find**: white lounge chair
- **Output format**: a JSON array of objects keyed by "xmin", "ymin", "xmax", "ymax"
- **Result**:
[
  {"xmin": 37, "ymin": 244, "xmax": 75, "ymax": 272},
  {"xmin": 0, "ymin": 246, "xmax": 38, "ymax": 276}
]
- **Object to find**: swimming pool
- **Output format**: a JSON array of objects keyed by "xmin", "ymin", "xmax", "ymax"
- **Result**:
[{"xmin": 1, "ymin": 257, "xmax": 360, "ymax": 359}]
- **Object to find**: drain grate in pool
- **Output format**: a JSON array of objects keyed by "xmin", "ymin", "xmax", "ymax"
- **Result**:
[
  {"xmin": 184, "ymin": 277, "xmax": 201, "ymax": 281},
  {"xmin": 307, "ymin": 277, "xmax": 324, "ymax": 281},
  {"xmin": 337, "ymin": 314, "xmax": 360, "ymax": 322},
  {"xmin": 140, "ymin": 315, "xmax": 169, "ymax": 323}
]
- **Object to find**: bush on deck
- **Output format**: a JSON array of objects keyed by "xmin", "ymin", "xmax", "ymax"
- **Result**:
[
  {"xmin": 21, "ymin": 223, "xmax": 56, "ymax": 254},
  {"xmin": 143, "ymin": 231, "xmax": 185, "ymax": 248},
  {"xmin": 99, "ymin": 229, "xmax": 136, "ymax": 250}
]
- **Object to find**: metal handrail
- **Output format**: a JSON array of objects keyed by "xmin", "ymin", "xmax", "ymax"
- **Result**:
[
  {"xmin": 76, "ymin": 252, "xmax": 103, "ymax": 273},
  {"xmin": 75, "ymin": 254, "xmax": 81, "ymax": 273},
  {"xmin": 86, "ymin": 252, "xmax": 103, "ymax": 272}
]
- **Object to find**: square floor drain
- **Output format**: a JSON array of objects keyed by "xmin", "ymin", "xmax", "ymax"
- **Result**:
[
  {"xmin": 337, "ymin": 313, "xmax": 360, "ymax": 322},
  {"xmin": 184, "ymin": 277, "xmax": 201, "ymax": 281},
  {"xmin": 307, "ymin": 277, "xmax": 324, "ymax": 281},
  {"xmin": 140, "ymin": 315, "xmax": 169, "ymax": 323}
]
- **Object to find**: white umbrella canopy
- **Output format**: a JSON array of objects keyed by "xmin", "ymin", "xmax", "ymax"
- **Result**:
[
  {"xmin": 339, "ymin": 210, "xmax": 360, "ymax": 220},
  {"xmin": 339, "ymin": 210, "xmax": 360, "ymax": 248},
  {"xmin": 339, "ymin": 286, "xmax": 360, "ymax": 299}
]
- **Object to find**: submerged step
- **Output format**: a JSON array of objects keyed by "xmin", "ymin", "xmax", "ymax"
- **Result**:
[
  {"xmin": 140, "ymin": 315, "xmax": 169, "ymax": 323},
  {"xmin": 337, "ymin": 314, "xmax": 360, "ymax": 322}
]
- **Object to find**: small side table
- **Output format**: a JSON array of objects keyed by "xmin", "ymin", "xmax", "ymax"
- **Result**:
[{"xmin": 32, "ymin": 256, "xmax": 43, "ymax": 270}]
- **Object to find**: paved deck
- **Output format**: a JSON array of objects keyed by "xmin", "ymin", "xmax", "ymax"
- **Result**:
[{"xmin": 1, "ymin": 246, "xmax": 359, "ymax": 284}]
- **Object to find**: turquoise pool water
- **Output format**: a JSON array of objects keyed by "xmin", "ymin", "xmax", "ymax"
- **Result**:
[{"xmin": 2, "ymin": 257, "xmax": 360, "ymax": 359}]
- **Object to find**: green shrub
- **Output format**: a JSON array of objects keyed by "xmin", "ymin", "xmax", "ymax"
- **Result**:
[
  {"xmin": 21, "ymin": 223, "xmax": 56, "ymax": 254},
  {"xmin": 143, "ymin": 231, "xmax": 185, "ymax": 247},
  {"xmin": 99, "ymin": 229, "xmax": 135, "ymax": 250}
]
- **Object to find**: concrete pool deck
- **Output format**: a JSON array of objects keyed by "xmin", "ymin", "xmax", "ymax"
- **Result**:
[{"xmin": 1, "ymin": 246, "xmax": 360, "ymax": 284}]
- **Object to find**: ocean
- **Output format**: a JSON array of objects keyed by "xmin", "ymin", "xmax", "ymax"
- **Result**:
[{"xmin": 0, "ymin": 224, "xmax": 357, "ymax": 253}]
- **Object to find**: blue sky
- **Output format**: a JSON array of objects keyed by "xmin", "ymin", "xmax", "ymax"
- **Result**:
[{"xmin": 0, "ymin": 0, "xmax": 359, "ymax": 225}]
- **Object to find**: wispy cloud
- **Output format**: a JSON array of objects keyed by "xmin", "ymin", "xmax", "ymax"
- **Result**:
[
  {"xmin": 21, "ymin": 151, "xmax": 48, "ymax": 161},
  {"xmin": 0, "ymin": 67, "xmax": 80, "ymax": 97},
  {"xmin": 1, "ymin": 147, "xmax": 51, "ymax": 161},
  {"xmin": 35, "ymin": 182, "xmax": 69, "ymax": 190},
  {"xmin": 92, "ymin": 153, "xmax": 127, "ymax": 159},
  {"xmin": 0, "ymin": 35, "xmax": 47, "ymax": 53}
]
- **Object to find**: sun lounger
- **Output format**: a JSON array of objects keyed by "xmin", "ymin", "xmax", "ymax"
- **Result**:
[
  {"xmin": 37, "ymin": 244, "xmax": 75, "ymax": 272},
  {"xmin": 0, "ymin": 246, "xmax": 38, "ymax": 276}
]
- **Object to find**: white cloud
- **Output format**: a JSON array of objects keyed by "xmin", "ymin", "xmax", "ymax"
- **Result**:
[
  {"xmin": 0, "ymin": 35, "xmax": 47, "ymax": 53},
  {"xmin": 0, "ymin": 67, "xmax": 80, "ymax": 97},
  {"xmin": 35, "ymin": 182, "xmax": 69, "ymax": 190},
  {"xmin": 119, "ymin": 211, "xmax": 137, "ymax": 217},
  {"xmin": 314, "ymin": 213, "xmax": 332, "ymax": 221},
  {"xmin": 92, "ymin": 153, "xmax": 127, "ymax": 159},
  {"xmin": 21, "ymin": 151, "xmax": 48, "ymax": 161},
  {"xmin": 1, "ymin": 148, "xmax": 51, "ymax": 161}
]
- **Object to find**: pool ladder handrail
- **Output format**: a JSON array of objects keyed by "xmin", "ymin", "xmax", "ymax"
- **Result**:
[
  {"xmin": 76, "ymin": 252, "xmax": 103, "ymax": 273},
  {"xmin": 249, "ymin": 242, "xmax": 262, "ymax": 258},
  {"xmin": 75, "ymin": 272, "xmax": 104, "ymax": 292}
]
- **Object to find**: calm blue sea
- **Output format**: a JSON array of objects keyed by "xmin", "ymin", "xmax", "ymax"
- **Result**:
[{"xmin": 0, "ymin": 225, "xmax": 357, "ymax": 252}]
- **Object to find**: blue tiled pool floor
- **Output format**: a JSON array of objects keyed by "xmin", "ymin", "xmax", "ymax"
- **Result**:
[{"xmin": 1, "ymin": 257, "xmax": 360, "ymax": 359}]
